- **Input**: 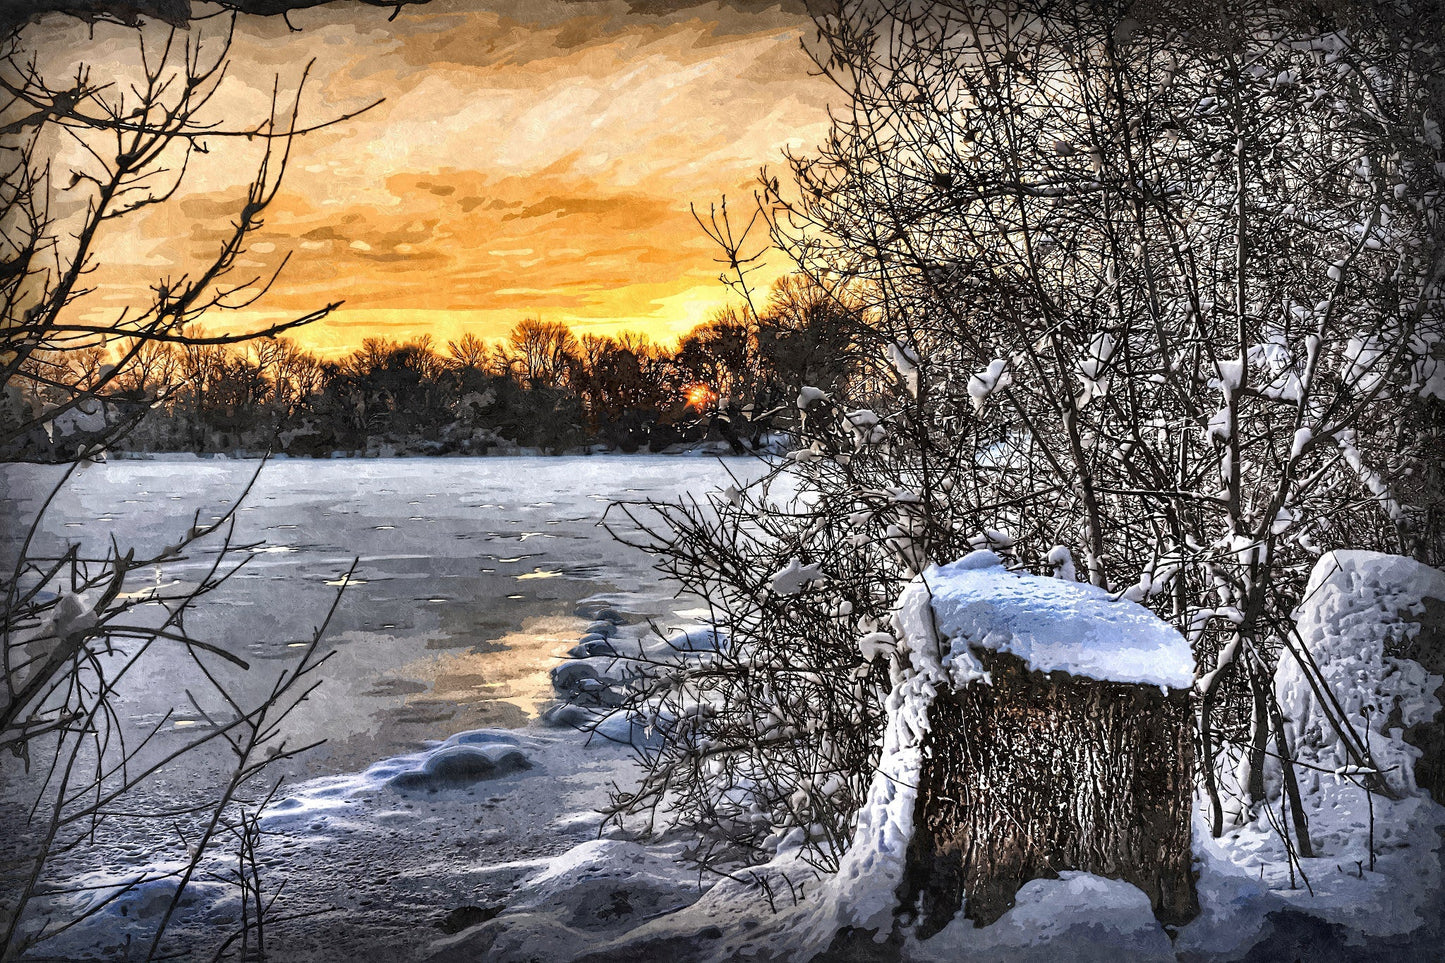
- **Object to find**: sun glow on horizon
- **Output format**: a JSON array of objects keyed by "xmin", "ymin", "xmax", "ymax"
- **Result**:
[{"xmin": 683, "ymin": 383, "xmax": 718, "ymax": 411}]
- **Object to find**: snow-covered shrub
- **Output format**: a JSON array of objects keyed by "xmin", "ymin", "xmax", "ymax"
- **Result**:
[{"xmin": 608, "ymin": 0, "xmax": 1445, "ymax": 873}]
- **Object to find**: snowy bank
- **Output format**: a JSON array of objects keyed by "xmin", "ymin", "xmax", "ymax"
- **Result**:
[
  {"xmin": 431, "ymin": 550, "xmax": 1445, "ymax": 962},
  {"xmin": 1177, "ymin": 549, "xmax": 1445, "ymax": 958},
  {"xmin": 1275, "ymin": 549, "xmax": 1445, "ymax": 798}
]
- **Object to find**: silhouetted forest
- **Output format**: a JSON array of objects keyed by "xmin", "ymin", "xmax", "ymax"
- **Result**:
[{"xmin": 35, "ymin": 277, "xmax": 863, "ymax": 458}]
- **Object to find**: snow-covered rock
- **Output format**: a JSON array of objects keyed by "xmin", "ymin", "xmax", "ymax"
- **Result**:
[
  {"xmin": 386, "ymin": 742, "xmax": 532, "ymax": 792},
  {"xmin": 543, "ymin": 610, "xmax": 728, "ymax": 753},
  {"xmin": 1275, "ymin": 550, "xmax": 1445, "ymax": 797},
  {"xmin": 426, "ymin": 840, "xmax": 704, "ymax": 962}
]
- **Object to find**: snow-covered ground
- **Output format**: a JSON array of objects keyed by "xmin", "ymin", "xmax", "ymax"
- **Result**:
[
  {"xmin": 421, "ymin": 551, "xmax": 1445, "ymax": 963},
  {"xmin": 4, "ymin": 461, "xmax": 1444, "ymax": 962}
]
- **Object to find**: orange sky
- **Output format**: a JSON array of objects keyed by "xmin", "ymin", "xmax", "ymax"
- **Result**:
[{"xmin": 39, "ymin": 0, "xmax": 834, "ymax": 358}]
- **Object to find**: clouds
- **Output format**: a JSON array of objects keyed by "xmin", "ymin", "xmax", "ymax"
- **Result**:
[{"xmin": 41, "ymin": 0, "xmax": 830, "ymax": 355}]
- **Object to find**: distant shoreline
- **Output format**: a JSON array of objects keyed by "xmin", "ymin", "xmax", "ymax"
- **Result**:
[{"xmin": 2, "ymin": 439, "xmax": 777, "ymax": 466}]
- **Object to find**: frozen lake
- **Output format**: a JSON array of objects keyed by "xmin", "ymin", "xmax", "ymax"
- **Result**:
[
  {"xmin": 1, "ymin": 453, "xmax": 769, "ymax": 959},
  {"xmin": 0, "ymin": 454, "xmax": 757, "ymax": 778}
]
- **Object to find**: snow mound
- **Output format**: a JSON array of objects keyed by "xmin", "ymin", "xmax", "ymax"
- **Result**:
[
  {"xmin": 265, "ymin": 729, "xmax": 536, "ymax": 823},
  {"xmin": 897, "ymin": 550, "xmax": 1195, "ymax": 690},
  {"xmin": 1275, "ymin": 550, "xmax": 1445, "ymax": 797},
  {"xmin": 386, "ymin": 742, "xmax": 531, "ymax": 792},
  {"xmin": 1184, "ymin": 796, "xmax": 1445, "ymax": 957},
  {"xmin": 15, "ymin": 869, "xmax": 238, "ymax": 959},
  {"xmin": 1184, "ymin": 551, "xmax": 1445, "ymax": 956},
  {"xmin": 509, "ymin": 839, "xmax": 699, "ymax": 926},
  {"xmin": 909, "ymin": 872, "xmax": 1174, "ymax": 962},
  {"xmin": 425, "ymin": 840, "xmax": 703, "ymax": 962}
]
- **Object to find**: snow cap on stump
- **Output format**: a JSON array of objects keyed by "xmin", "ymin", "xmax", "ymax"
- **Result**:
[{"xmin": 894, "ymin": 549, "xmax": 1194, "ymax": 691}]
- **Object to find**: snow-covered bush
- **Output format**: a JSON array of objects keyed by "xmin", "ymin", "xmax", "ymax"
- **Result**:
[{"xmin": 608, "ymin": 0, "xmax": 1445, "ymax": 872}]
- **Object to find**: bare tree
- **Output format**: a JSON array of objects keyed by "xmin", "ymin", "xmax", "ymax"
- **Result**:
[
  {"xmin": 0, "ymin": 0, "xmax": 429, "ymax": 35},
  {"xmin": 0, "ymin": 15, "xmax": 376, "ymax": 460},
  {"xmin": 500, "ymin": 317, "xmax": 579, "ymax": 389},
  {"xmin": 446, "ymin": 330, "xmax": 492, "ymax": 372},
  {"xmin": 1, "ymin": 12, "xmax": 370, "ymax": 958}
]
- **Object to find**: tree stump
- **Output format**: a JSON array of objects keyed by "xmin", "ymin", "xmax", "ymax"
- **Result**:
[{"xmin": 897, "ymin": 648, "xmax": 1198, "ymax": 935}]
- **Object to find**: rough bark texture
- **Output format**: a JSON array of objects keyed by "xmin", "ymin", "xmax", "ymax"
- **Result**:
[{"xmin": 898, "ymin": 649, "xmax": 1198, "ymax": 936}]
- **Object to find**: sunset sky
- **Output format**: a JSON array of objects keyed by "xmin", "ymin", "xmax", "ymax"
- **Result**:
[{"xmin": 44, "ymin": 0, "xmax": 835, "ymax": 357}]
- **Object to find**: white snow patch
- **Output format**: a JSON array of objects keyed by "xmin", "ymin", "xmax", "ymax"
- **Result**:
[
  {"xmin": 909, "ymin": 872, "xmax": 1174, "ymax": 962},
  {"xmin": 796, "ymin": 385, "xmax": 829, "ymax": 410},
  {"xmin": 967, "ymin": 358, "xmax": 1012, "ymax": 412},
  {"xmin": 770, "ymin": 557, "xmax": 825, "ymax": 596},
  {"xmin": 1276, "ymin": 550, "xmax": 1445, "ymax": 797},
  {"xmin": 903, "ymin": 550, "xmax": 1195, "ymax": 689},
  {"xmin": 886, "ymin": 342, "xmax": 920, "ymax": 397}
]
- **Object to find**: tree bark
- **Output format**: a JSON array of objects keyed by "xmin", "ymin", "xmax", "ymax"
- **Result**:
[{"xmin": 898, "ymin": 649, "xmax": 1198, "ymax": 936}]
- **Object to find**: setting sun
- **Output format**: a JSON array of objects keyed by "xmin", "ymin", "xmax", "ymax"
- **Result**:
[{"xmin": 683, "ymin": 383, "xmax": 717, "ymax": 411}]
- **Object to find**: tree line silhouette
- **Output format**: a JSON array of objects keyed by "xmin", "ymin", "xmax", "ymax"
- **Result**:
[{"xmin": 35, "ymin": 276, "xmax": 862, "ymax": 458}]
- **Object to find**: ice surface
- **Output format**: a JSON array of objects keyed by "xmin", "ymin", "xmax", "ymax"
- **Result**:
[{"xmin": 1, "ymin": 455, "xmax": 769, "ymax": 962}]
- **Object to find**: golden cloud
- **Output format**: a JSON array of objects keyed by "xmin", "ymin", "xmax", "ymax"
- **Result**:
[{"xmin": 39, "ymin": 0, "xmax": 832, "ymax": 357}]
